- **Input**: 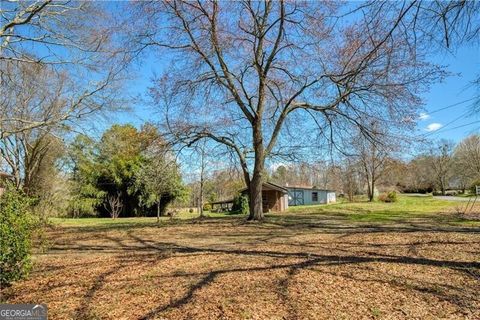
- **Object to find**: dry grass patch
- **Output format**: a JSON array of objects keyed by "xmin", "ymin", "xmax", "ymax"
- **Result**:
[{"xmin": 1, "ymin": 206, "xmax": 479, "ymax": 319}]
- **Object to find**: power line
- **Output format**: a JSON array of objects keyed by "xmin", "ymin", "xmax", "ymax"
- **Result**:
[
  {"xmin": 422, "ymin": 110, "xmax": 471, "ymax": 137},
  {"xmin": 426, "ymin": 120, "xmax": 480, "ymax": 136},
  {"xmin": 427, "ymin": 96, "xmax": 479, "ymax": 115}
]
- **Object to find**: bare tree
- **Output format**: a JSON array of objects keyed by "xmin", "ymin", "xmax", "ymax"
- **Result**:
[
  {"xmin": 341, "ymin": 159, "xmax": 361, "ymax": 202},
  {"xmin": 351, "ymin": 123, "xmax": 394, "ymax": 202},
  {"xmin": 0, "ymin": 114, "xmax": 64, "ymax": 194},
  {"xmin": 428, "ymin": 140, "xmax": 455, "ymax": 196},
  {"xmin": 0, "ymin": 61, "xmax": 121, "ymax": 197},
  {"xmin": 0, "ymin": 1, "xmax": 129, "ymax": 139},
  {"xmin": 403, "ymin": 155, "xmax": 436, "ymax": 193},
  {"xmin": 417, "ymin": 1, "xmax": 479, "ymax": 49},
  {"xmin": 195, "ymin": 141, "xmax": 209, "ymax": 218},
  {"xmin": 454, "ymin": 134, "xmax": 480, "ymax": 189},
  {"xmin": 0, "ymin": 1, "xmax": 129, "ymax": 65},
  {"xmin": 104, "ymin": 192, "xmax": 123, "ymax": 219},
  {"xmin": 184, "ymin": 141, "xmax": 241, "ymax": 216},
  {"xmin": 0, "ymin": 61, "xmax": 123, "ymax": 139},
  {"xmin": 139, "ymin": 1, "xmax": 445, "ymax": 220},
  {"xmin": 0, "ymin": 1, "xmax": 132, "ymax": 201}
]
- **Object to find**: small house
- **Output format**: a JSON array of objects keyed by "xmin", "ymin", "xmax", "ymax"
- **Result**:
[
  {"xmin": 236, "ymin": 182, "xmax": 336, "ymax": 213},
  {"xmin": 241, "ymin": 182, "xmax": 289, "ymax": 213},
  {"xmin": 285, "ymin": 184, "xmax": 336, "ymax": 206}
]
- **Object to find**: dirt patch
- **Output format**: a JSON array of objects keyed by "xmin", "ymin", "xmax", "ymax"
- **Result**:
[{"xmin": 2, "ymin": 217, "xmax": 479, "ymax": 319}]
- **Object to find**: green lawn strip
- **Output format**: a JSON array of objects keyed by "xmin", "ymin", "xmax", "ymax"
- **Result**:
[
  {"xmin": 283, "ymin": 195, "xmax": 479, "ymax": 226},
  {"xmin": 49, "ymin": 211, "xmax": 233, "ymax": 230},
  {"xmin": 49, "ymin": 195, "xmax": 480, "ymax": 229}
]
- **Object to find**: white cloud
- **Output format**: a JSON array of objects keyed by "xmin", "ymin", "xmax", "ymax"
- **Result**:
[
  {"xmin": 425, "ymin": 123, "xmax": 443, "ymax": 132},
  {"xmin": 419, "ymin": 112, "xmax": 430, "ymax": 120}
]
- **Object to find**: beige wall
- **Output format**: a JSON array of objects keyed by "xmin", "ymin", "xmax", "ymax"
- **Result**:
[{"xmin": 262, "ymin": 190, "xmax": 288, "ymax": 212}]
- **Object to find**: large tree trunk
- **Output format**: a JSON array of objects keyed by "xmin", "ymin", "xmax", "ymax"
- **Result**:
[
  {"xmin": 367, "ymin": 175, "xmax": 373, "ymax": 201},
  {"xmin": 369, "ymin": 178, "xmax": 375, "ymax": 202},
  {"xmin": 362, "ymin": 160, "xmax": 374, "ymax": 202},
  {"xmin": 368, "ymin": 167, "xmax": 376, "ymax": 202},
  {"xmin": 438, "ymin": 176, "xmax": 446, "ymax": 195},
  {"xmin": 248, "ymin": 123, "xmax": 265, "ymax": 221},
  {"xmin": 199, "ymin": 165, "xmax": 205, "ymax": 218},
  {"xmin": 365, "ymin": 172, "xmax": 374, "ymax": 202},
  {"xmin": 248, "ymin": 169, "xmax": 264, "ymax": 221}
]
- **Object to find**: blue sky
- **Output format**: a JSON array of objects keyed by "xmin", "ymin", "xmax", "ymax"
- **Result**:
[
  {"xmin": 110, "ymin": 4, "xmax": 479, "ymax": 145},
  {"xmin": 115, "ymin": 44, "xmax": 479, "ymax": 143},
  {"xmin": 415, "ymin": 46, "xmax": 479, "ymax": 141}
]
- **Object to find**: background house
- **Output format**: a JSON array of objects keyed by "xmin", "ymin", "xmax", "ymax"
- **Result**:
[
  {"xmin": 285, "ymin": 184, "xmax": 336, "ymax": 206},
  {"xmin": 241, "ymin": 182, "xmax": 289, "ymax": 213},
  {"xmin": 238, "ymin": 182, "xmax": 336, "ymax": 213}
]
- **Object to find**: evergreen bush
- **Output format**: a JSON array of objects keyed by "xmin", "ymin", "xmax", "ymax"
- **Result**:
[{"xmin": 0, "ymin": 186, "xmax": 36, "ymax": 286}]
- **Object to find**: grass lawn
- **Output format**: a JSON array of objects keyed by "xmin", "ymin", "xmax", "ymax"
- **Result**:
[{"xmin": 2, "ymin": 196, "xmax": 479, "ymax": 319}]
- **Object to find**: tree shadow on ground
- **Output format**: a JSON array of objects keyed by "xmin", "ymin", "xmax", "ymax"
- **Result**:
[
  {"xmin": 131, "ymin": 248, "xmax": 479, "ymax": 319},
  {"xmin": 262, "ymin": 213, "xmax": 480, "ymax": 234},
  {"xmin": 34, "ymin": 214, "xmax": 480, "ymax": 319},
  {"xmin": 117, "ymin": 232, "xmax": 479, "ymax": 319},
  {"xmin": 52, "ymin": 215, "xmax": 240, "ymax": 234}
]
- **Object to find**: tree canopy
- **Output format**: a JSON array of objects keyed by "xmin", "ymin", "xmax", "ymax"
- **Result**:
[{"xmin": 67, "ymin": 124, "xmax": 185, "ymax": 217}]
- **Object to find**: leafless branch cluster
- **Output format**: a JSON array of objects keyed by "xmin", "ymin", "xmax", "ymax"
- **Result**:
[
  {"xmin": 1, "ymin": 1, "xmax": 117, "ymax": 64},
  {"xmin": 104, "ymin": 192, "xmax": 123, "ymax": 219},
  {"xmin": 0, "ymin": 1, "xmax": 133, "ymax": 197},
  {"xmin": 136, "ymin": 0, "xmax": 447, "ymax": 219},
  {"xmin": 0, "ymin": 1, "xmax": 130, "ymax": 139}
]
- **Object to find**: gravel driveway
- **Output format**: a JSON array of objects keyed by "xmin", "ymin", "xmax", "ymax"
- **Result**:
[
  {"xmin": 403, "ymin": 193, "xmax": 475, "ymax": 202},
  {"xmin": 434, "ymin": 196, "xmax": 476, "ymax": 202}
]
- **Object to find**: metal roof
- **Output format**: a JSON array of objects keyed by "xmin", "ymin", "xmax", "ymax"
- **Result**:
[
  {"xmin": 285, "ymin": 185, "xmax": 336, "ymax": 192},
  {"xmin": 239, "ymin": 182, "xmax": 288, "ymax": 194}
]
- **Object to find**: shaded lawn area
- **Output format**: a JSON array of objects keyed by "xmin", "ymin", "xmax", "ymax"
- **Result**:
[{"xmin": 2, "ymin": 196, "xmax": 479, "ymax": 319}]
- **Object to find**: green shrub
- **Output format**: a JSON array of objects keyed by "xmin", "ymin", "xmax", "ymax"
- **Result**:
[
  {"xmin": 388, "ymin": 191, "xmax": 398, "ymax": 202},
  {"xmin": 378, "ymin": 191, "xmax": 397, "ymax": 203},
  {"xmin": 202, "ymin": 203, "xmax": 212, "ymax": 211},
  {"xmin": 0, "ymin": 186, "xmax": 36, "ymax": 286},
  {"xmin": 231, "ymin": 194, "xmax": 249, "ymax": 215}
]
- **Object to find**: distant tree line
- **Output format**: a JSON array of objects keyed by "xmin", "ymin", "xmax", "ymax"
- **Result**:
[{"xmin": 269, "ymin": 134, "xmax": 480, "ymax": 199}]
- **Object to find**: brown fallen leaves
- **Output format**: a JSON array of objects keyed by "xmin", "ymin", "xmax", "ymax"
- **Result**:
[{"xmin": 1, "ymin": 216, "xmax": 479, "ymax": 320}]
